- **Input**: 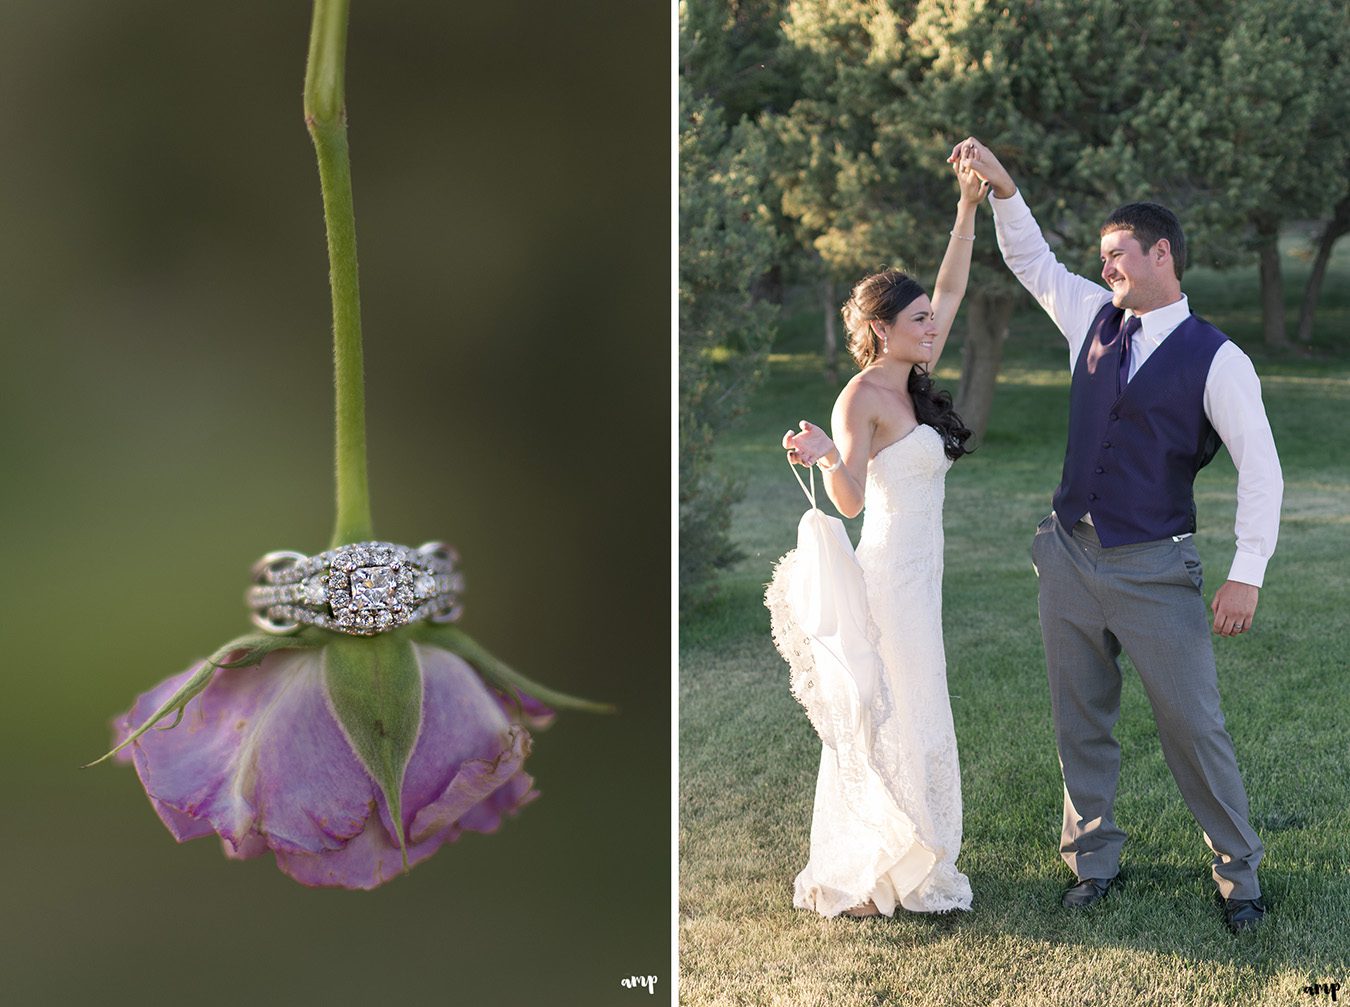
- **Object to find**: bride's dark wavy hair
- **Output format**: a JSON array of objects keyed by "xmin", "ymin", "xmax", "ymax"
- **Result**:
[{"xmin": 842, "ymin": 269, "xmax": 974, "ymax": 461}]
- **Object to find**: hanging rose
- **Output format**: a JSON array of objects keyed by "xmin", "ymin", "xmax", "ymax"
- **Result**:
[
  {"xmin": 86, "ymin": 0, "xmax": 610, "ymax": 888},
  {"xmin": 91, "ymin": 625, "xmax": 576, "ymax": 889}
]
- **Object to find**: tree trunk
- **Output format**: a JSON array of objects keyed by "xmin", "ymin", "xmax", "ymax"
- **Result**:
[
  {"xmin": 1255, "ymin": 218, "xmax": 1288, "ymax": 349},
  {"xmin": 751, "ymin": 263, "xmax": 784, "ymax": 305},
  {"xmin": 954, "ymin": 289, "xmax": 1015, "ymax": 442},
  {"xmin": 822, "ymin": 278, "xmax": 838, "ymax": 383},
  {"xmin": 1296, "ymin": 192, "xmax": 1350, "ymax": 344}
]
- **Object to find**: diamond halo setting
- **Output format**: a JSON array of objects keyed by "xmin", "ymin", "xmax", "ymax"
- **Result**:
[{"xmin": 247, "ymin": 540, "xmax": 464, "ymax": 636}]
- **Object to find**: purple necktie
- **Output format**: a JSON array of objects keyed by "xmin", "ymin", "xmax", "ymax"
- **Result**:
[{"xmin": 1118, "ymin": 315, "xmax": 1141, "ymax": 394}]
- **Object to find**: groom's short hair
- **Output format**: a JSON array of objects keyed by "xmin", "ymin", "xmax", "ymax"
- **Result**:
[{"xmin": 1101, "ymin": 202, "xmax": 1186, "ymax": 281}]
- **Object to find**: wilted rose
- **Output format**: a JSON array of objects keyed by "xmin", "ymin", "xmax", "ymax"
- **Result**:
[{"xmin": 102, "ymin": 630, "xmax": 557, "ymax": 889}]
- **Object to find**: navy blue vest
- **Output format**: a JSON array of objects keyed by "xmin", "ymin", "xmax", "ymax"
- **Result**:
[{"xmin": 1053, "ymin": 302, "xmax": 1227, "ymax": 546}]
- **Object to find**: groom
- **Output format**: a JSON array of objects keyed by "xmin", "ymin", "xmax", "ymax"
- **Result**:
[{"xmin": 952, "ymin": 138, "xmax": 1283, "ymax": 933}]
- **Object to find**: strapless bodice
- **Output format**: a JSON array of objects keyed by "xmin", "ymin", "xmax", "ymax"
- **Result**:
[{"xmin": 860, "ymin": 424, "xmax": 952, "ymax": 521}]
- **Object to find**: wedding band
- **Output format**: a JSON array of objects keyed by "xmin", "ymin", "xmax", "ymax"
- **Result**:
[{"xmin": 247, "ymin": 540, "xmax": 464, "ymax": 636}]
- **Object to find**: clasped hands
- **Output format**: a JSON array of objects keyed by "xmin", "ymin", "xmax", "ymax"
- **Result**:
[{"xmin": 946, "ymin": 137, "xmax": 1017, "ymax": 200}]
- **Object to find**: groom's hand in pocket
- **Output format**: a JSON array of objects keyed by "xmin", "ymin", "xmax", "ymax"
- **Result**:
[{"xmin": 1211, "ymin": 581, "xmax": 1259, "ymax": 637}]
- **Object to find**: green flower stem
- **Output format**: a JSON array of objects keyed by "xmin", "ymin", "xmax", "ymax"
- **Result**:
[{"xmin": 305, "ymin": 0, "xmax": 373, "ymax": 548}]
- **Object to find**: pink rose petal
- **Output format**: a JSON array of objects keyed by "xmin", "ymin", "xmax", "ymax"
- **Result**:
[{"xmin": 111, "ymin": 640, "xmax": 549, "ymax": 889}]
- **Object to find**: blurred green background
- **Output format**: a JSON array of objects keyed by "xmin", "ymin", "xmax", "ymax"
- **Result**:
[{"xmin": 0, "ymin": 3, "xmax": 669, "ymax": 1004}]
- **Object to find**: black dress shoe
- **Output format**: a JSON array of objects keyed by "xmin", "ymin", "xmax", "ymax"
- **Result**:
[
  {"xmin": 1217, "ymin": 894, "xmax": 1266, "ymax": 933},
  {"xmin": 1061, "ymin": 876, "xmax": 1118, "ymax": 908}
]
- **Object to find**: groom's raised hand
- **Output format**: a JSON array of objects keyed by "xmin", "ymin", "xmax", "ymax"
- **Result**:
[
  {"xmin": 1211, "ymin": 580, "xmax": 1259, "ymax": 637},
  {"xmin": 947, "ymin": 137, "xmax": 1017, "ymax": 200}
]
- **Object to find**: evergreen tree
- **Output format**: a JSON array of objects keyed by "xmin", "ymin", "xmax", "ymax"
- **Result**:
[
  {"xmin": 680, "ymin": 0, "xmax": 797, "ymax": 123},
  {"xmin": 766, "ymin": 0, "xmax": 1348, "ymax": 433},
  {"xmin": 772, "ymin": 1, "xmax": 981, "ymax": 400},
  {"xmin": 678, "ymin": 77, "xmax": 783, "ymax": 609},
  {"xmin": 1151, "ymin": 0, "xmax": 1349, "ymax": 346},
  {"xmin": 907, "ymin": 0, "xmax": 1240, "ymax": 428}
]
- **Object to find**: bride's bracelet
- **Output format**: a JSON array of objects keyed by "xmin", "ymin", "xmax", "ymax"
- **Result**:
[
  {"xmin": 950, "ymin": 230, "xmax": 975, "ymax": 241},
  {"xmin": 817, "ymin": 452, "xmax": 842, "ymax": 472}
]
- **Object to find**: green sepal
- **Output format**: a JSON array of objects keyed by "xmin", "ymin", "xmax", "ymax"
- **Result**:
[
  {"xmin": 84, "ymin": 627, "xmax": 327, "ymax": 768},
  {"xmin": 208, "ymin": 627, "xmax": 327, "ymax": 669},
  {"xmin": 322, "ymin": 632, "xmax": 422, "ymax": 872},
  {"xmin": 411, "ymin": 623, "xmax": 616, "ymax": 715}
]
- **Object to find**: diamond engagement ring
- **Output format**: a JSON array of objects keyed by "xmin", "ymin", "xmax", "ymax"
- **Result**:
[{"xmin": 248, "ymin": 540, "xmax": 464, "ymax": 635}]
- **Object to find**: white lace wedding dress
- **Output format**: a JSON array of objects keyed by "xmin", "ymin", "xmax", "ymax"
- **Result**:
[{"xmin": 766, "ymin": 424, "xmax": 972, "ymax": 916}]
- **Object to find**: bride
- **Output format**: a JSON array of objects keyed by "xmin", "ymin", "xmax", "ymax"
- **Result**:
[{"xmin": 768, "ymin": 156, "xmax": 986, "ymax": 917}]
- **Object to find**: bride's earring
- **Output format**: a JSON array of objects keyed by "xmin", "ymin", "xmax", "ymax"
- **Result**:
[{"xmin": 878, "ymin": 328, "xmax": 888, "ymax": 355}]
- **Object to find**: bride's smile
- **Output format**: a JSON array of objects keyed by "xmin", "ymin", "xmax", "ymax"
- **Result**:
[{"xmin": 870, "ymin": 295, "xmax": 940, "ymax": 366}]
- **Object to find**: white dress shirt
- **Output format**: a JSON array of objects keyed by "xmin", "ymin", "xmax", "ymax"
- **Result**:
[{"xmin": 991, "ymin": 188, "xmax": 1283, "ymax": 587}]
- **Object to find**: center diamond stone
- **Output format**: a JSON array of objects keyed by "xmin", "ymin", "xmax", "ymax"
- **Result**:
[{"xmin": 351, "ymin": 566, "xmax": 398, "ymax": 610}]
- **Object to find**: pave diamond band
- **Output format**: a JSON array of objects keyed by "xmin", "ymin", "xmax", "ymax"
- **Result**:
[{"xmin": 248, "ymin": 540, "xmax": 464, "ymax": 636}]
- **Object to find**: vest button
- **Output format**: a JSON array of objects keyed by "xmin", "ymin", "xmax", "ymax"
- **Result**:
[
  {"xmin": 1095, "ymin": 466, "xmax": 1105, "ymax": 474},
  {"xmin": 1102, "ymin": 440, "xmax": 1112, "ymax": 448},
  {"xmin": 1109, "ymin": 412, "xmax": 1119, "ymax": 421},
  {"xmin": 1089, "ymin": 493, "xmax": 1099, "ymax": 501}
]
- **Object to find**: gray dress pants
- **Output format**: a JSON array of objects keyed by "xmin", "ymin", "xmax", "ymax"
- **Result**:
[{"xmin": 1031, "ymin": 513, "xmax": 1263, "ymax": 899}]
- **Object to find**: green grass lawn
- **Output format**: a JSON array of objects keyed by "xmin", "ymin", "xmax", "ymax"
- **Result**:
[{"xmin": 679, "ymin": 244, "xmax": 1350, "ymax": 1007}]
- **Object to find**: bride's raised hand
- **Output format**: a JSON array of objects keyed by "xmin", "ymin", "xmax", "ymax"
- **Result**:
[
  {"xmin": 947, "ymin": 136, "xmax": 1016, "ymax": 199},
  {"xmin": 783, "ymin": 420, "xmax": 836, "ymax": 468},
  {"xmin": 953, "ymin": 158, "xmax": 990, "ymax": 205}
]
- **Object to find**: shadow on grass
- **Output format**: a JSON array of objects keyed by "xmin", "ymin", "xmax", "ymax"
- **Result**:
[{"xmin": 793, "ymin": 856, "xmax": 1343, "ymax": 973}]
